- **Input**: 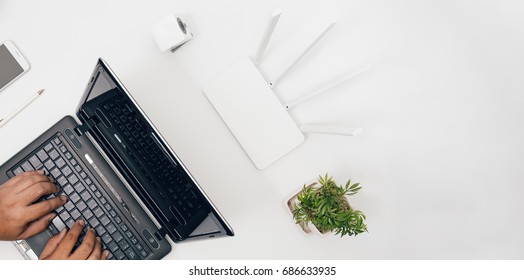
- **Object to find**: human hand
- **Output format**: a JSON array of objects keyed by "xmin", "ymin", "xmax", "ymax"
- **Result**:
[
  {"xmin": 0, "ymin": 170, "xmax": 66, "ymax": 240},
  {"xmin": 40, "ymin": 220, "xmax": 109, "ymax": 260}
]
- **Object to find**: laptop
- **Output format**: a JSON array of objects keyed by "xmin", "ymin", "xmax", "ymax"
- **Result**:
[{"xmin": 0, "ymin": 58, "xmax": 234, "ymax": 260}]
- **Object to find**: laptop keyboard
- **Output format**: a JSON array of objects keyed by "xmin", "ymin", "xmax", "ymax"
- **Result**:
[
  {"xmin": 9, "ymin": 133, "xmax": 150, "ymax": 260},
  {"xmin": 101, "ymin": 97, "xmax": 205, "ymax": 224}
]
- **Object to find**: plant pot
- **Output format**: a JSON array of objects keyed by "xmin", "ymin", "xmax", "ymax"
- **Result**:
[
  {"xmin": 286, "ymin": 179, "xmax": 355, "ymax": 237},
  {"xmin": 285, "ymin": 180, "xmax": 321, "ymax": 236}
]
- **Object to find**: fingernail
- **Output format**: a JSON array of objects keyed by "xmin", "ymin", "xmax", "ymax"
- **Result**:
[
  {"xmin": 60, "ymin": 195, "xmax": 67, "ymax": 202},
  {"xmin": 37, "ymin": 170, "xmax": 45, "ymax": 175},
  {"xmin": 78, "ymin": 220, "xmax": 85, "ymax": 226}
]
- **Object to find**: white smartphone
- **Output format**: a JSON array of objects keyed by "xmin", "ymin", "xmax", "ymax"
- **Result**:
[{"xmin": 0, "ymin": 40, "xmax": 30, "ymax": 92}]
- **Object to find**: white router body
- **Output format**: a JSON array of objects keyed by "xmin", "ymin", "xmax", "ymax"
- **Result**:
[
  {"xmin": 203, "ymin": 58, "xmax": 304, "ymax": 170},
  {"xmin": 203, "ymin": 9, "xmax": 367, "ymax": 169}
]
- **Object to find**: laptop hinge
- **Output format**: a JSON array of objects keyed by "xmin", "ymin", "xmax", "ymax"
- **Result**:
[
  {"xmin": 155, "ymin": 228, "xmax": 168, "ymax": 241},
  {"xmin": 74, "ymin": 115, "xmax": 101, "ymax": 136}
]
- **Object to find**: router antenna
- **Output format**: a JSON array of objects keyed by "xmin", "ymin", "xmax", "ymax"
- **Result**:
[
  {"xmin": 270, "ymin": 21, "xmax": 337, "ymax": 87},
  {"xmin": 300, "ymin": 125, "xmax": 363, "ymax": 136},
  {"xmin": 285, "ymin": 64, "xmax": 371, "ymax": 109},
  {"xmin": 254, "ymin": 8, "xmax": 282, "ymax": 64}
]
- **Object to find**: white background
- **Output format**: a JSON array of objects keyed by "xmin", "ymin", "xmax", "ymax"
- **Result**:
[{"xmin": 1, "ymin": 0, "xmax": 524, "ymax": 260}]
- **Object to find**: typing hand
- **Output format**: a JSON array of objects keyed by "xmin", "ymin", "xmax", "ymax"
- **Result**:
[
  {"xmin": 40, "ymin": 220, "xmax": 109, "ymax": 260},
  {"xmin": 0, "ymin": 170, "xmax": 66, "ymax": 240}
]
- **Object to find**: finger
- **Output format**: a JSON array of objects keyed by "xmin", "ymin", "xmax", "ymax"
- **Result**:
[
  {"xmin": 25, "ymin": 195, "xmax": 67, "ymax": 221},
  {"xmin": 71, "ymin": 228, "xmax": 96, "ymax": 260},
  {"xmin": 87, "ymin": 236, "xmax": 102, "ymax": 260},
  {"xmin": 18, "ymin": 212, "xmax": 56, "ymax": 240},
  {"xmin": 5, "ymin": 170, "xmax": 45, "ymax": 186},
  {"xmin": 56, "ymin": 220, "xmax": 84, "ymax": 255},
  {"xmin": 19, "ymin": 181, "xmax": 59, "ymax": 204},
  {"xmin": 8, "ymin": 171, "xmax": 51, "ymax": 192},
  {"xmin": 101, "ymin": 250, "xmax": 109, "ymax": 260},
  {"xmin": 40, "ymin": 228, "xmax": 67, "ymax": 260}
]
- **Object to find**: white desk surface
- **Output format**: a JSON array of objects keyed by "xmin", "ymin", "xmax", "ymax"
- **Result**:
[{"xmin": 1, "ymin": 0, "xmax": 524, "ymax": 260}]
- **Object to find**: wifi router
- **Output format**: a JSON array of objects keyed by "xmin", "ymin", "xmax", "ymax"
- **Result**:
[
  {"xmin": 204, "ymin": 57, "xmax": 304, "ymax": 170},
  {"xmin": 203, "ymin": 9, "xmax": 368, "ymax": 170}
]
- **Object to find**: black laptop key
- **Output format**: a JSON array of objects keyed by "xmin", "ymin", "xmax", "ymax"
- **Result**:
[
  {"xmin": 87, "ymin": 199, "xmax": 98, "ymax": 209},
  {"xmin": 64, "ymin": 201, "xmax": 75, "ymax": 211},
  {"xmin": 113, "ymin": 231, "xmax": 124, "ymax": 243},
  {"xmin": 125, "ymin": 248, "xmax": 139, "ymax": 260},
  {"xmin": 50, "ymin": 168, "xmax": 61, "ymax": 179},
  {"xmin": 118, "ymin": 239, "xmax": 130, "ymax": 251},
  {"xmin": 70, "ymin": 209, "xmax": 81, "ymax": 220},
  {"xmin": 77, "ymin": 201, "xmax": 87, "ymax": 212},
  {"xmin": 61, "ymin": 165, "xmax": 72, "ymax": 176},
  {"xmin": 101, "ymin": 233, "xmax": 112, "ymax": 244},
  {"xmin": 83, "ymin": 209, "xmax": 93, "ymax": 220},
  {"xmin": 93, "ymin": 207, "xmax": 104, "ymax": 218},
  {"xmin": 29, "ymin": 155, "xmax": 41, "ymax": 169},
  {"xmin": 44, "ymin": 160, "xmax": 55, "ymax": 171},
  {"xmin": 55, "ymin": 157, "xmax": 66, "ymax": 169},
  {"xmin": 49, "ymin": 149, "xmax": 59, "ymax": 160},
  {"xmin": 53, "ymin": 138, "xmax": 61, "ymax": 145},
  {"xmin": 36, "ymin": 149, "xmax": 49, "ymax": 162},
  {"xmin": 68, "ymin": 174, "xmax": 79, "ymax": 185},
  {"xmin": 13, "ymin": 167, "xmax": 24, "ymax": 175},
  {"xmin": 54, "ymin": 175, "xmax": 66, "ymax": 185},
  {"xmin": 59, "ymin": 211, "xmax": 71, "ymax": 222},
  {"xmin": 114, "ymin": 250, "xmax": 126, "ymax": 260},
  {"xmin": 100, "ymin": 215, "xmax": 110, "ymax": 226},
  {"xmin": 63, "ymin": 184, "xmax": 74, "ymax": 195},
  {"xmin": 74, "ymin": 182, "xmax": 85, "ymax": 193},
  {"xmin": 89, "ymin": 217, "xmax": 100, "ymax": 228},
  {"xmin": 69, "ymin": 193, "xmax": 80, "ymax": 204},
  {"xmin": 21, "ymin": 161, "xmax": 33, "ymax": 172},
  {"xmin": 80, "ymin": 191, "xmax": 91, "ymax": 201},
  {"xmin": 52, "ymin": 216, "xmax": 67, "ymax": 232},
  {"xmin": 44, "ymin": 143, "xmax": 53, "ymax": 152},
  {"xmin": 106, "ymin": 224, "xmax": 117, "ymax": 234},
  {"xmin": 108, "ymin": 241, "xmax": 119, "ymax": 252}
]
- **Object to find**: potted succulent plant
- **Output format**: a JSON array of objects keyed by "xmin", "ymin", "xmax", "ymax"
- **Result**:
[{"xmin": 287, "ymin": 174, "xmax": 367, "ymax": 237}]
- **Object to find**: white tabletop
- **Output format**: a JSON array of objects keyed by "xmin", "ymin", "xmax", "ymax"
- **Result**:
[{"xmin": 1, "ymin": 0, "xmax": 524, "ymax": 260}]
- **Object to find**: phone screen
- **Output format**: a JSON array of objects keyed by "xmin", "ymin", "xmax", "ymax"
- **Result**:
[{"xmin": 0, "ymin": 44, "xmax": 25, "ymax": 89}]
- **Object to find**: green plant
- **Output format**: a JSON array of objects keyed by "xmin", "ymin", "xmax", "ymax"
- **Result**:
[{"xmin": 292, "ymin": 174, "xmax": 367, "ymax": 237}]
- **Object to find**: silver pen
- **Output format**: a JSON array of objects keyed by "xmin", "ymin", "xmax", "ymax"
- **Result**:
[{"xmin": 0, "ymin": 89, "xmax": 44, "ymax": 128}]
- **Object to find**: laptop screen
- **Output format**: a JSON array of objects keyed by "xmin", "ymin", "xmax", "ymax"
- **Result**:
[
  {"xmin": 83, "ymin": 69, "xmax": 116, "ymax": 104},
  {"xmin": 75, "ymin": 59, "xmax": 232, "ymax": 241}
]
